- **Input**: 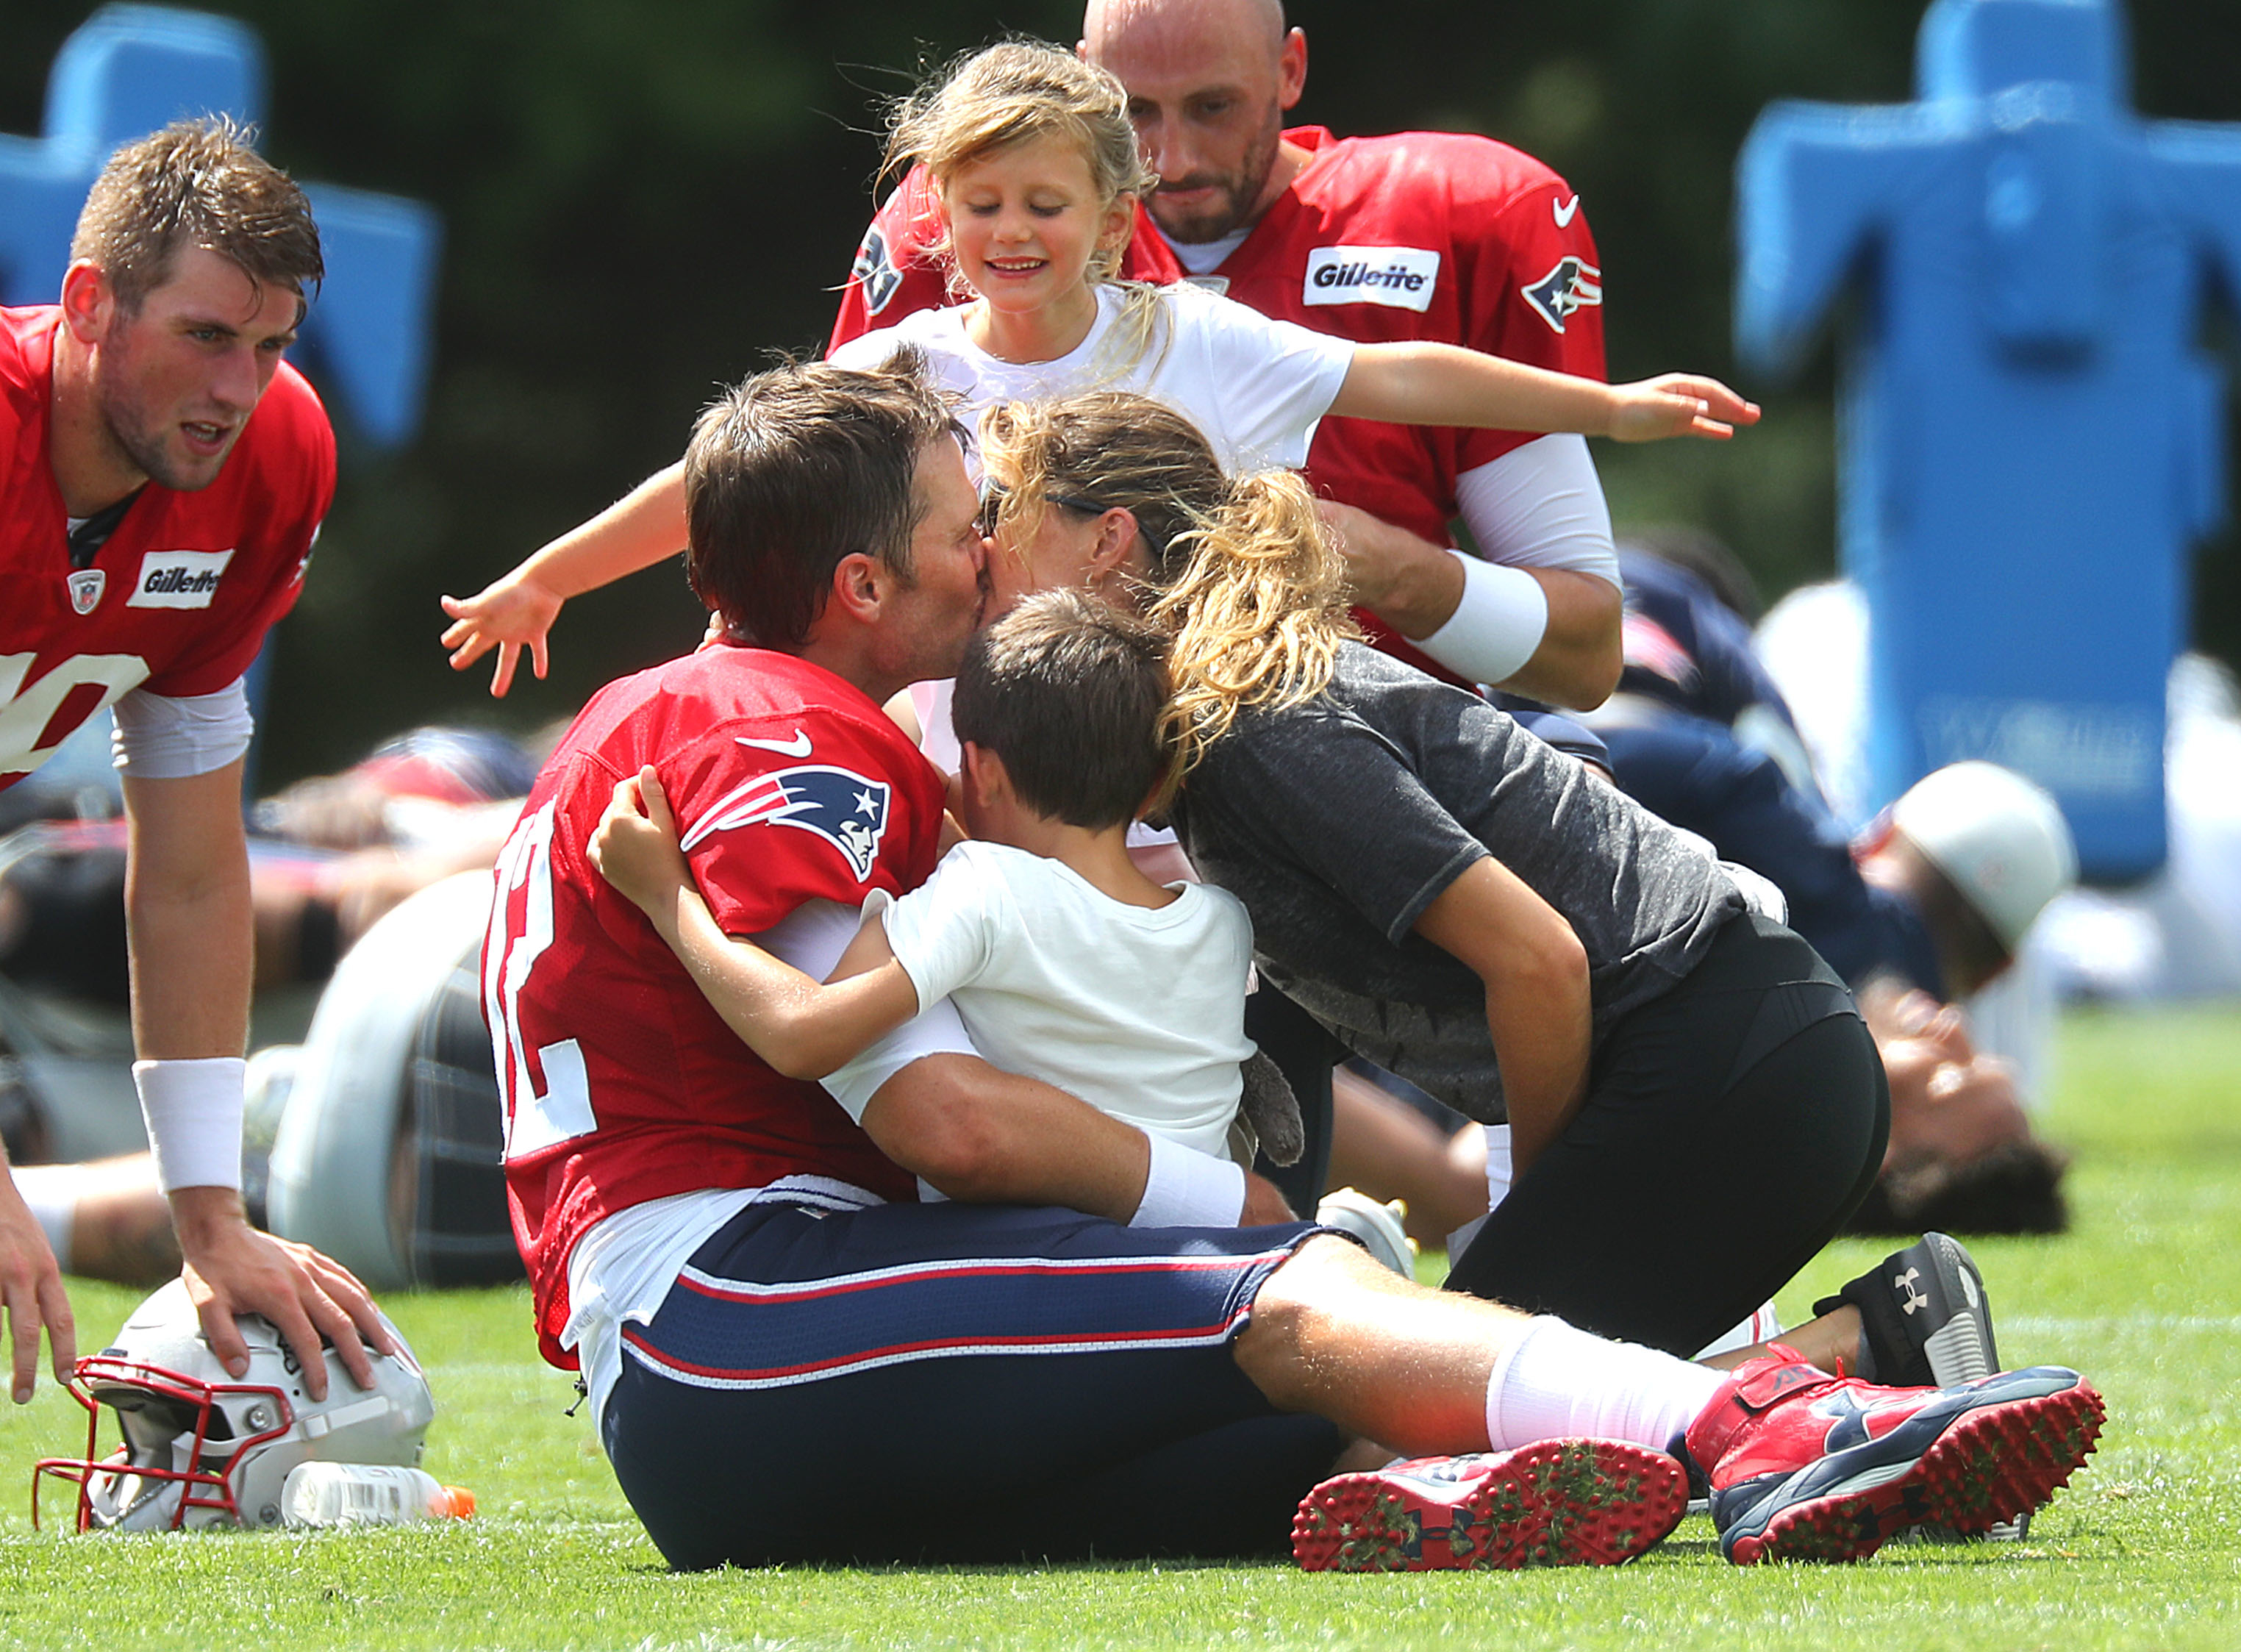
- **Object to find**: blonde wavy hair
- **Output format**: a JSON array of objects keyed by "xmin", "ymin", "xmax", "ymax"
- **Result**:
[
  {"xmin": 886, "ymin": 39, "xmax": 1153, "ymax": 287},
  {"xmin": 980, "ymin": 393, "xmax": 1357, "ymax": 790},
  {"xmin": 886, "ymin": 40, "xmax": 1168, "ymax": 376}
]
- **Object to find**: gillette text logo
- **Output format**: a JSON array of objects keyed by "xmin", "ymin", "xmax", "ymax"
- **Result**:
[{"xmin": 1304, "ymin": 246, "xmax": 1440, "ymax": 313}]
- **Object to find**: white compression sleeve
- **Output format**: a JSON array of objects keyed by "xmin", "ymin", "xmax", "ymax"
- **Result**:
[
  {"xmin": 1410, "ymin": 435, "xmax": 1618, "ymax": 687},
  {"xmin": 111, "ymin": 680, "xmax": 255, "ymax": 779},
  {"xmin": 1452, "ymin": 435, "xmax": 1620, "ymax": 584},
  {"xmin": 13, "ymin": 1168, "xmax": 77, "ymax": 1270},
  {"xmin": 133, "ymin": 1056, "xmax": 246, "ymax": 1192}
]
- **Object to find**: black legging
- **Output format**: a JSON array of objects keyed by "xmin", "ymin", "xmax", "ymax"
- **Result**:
[{"xmin": 1443, "ymin": 912, "xmax": 1889, "ymax": 1357}]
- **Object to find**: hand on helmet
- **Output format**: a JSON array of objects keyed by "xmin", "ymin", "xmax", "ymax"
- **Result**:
[
  {"xmin": 171, "ymin": 1189, "xmax": 393, "ymax": 1400},
  {"xmin": 0, "ymin": 1168, "xmax": 75, "ymax": 1402}
]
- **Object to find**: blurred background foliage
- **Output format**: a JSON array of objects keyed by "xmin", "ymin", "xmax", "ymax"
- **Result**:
[{"xmin": 6, "ymin": 0, "xmax": 2237, "ymax": 782}]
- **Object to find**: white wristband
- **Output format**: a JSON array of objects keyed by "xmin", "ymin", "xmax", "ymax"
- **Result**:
[
  {"xmin": 1131, "ymin": 1132, "xmax": 1247, "ymax": 1229},
  {"xmin": 132, "ymin": 1058, "xmax": 246, "ymax": 1194},
  {"xmin": 1415, "ymin": 554, "xmax": 1549, "ymax": 688}
]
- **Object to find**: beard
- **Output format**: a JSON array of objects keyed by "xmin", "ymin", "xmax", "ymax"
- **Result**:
[
  {"xmin": 1147, "ymin": 109, "xmax": 1284, "ymax": 244},
  {"xmin": 91, "ymin": 337, "xmax": 234, "ymax": 493}
]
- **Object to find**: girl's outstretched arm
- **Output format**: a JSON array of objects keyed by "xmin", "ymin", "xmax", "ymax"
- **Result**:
[
  {"xmin": 440, "ymin": 461, "xmax": 692, "ymax": 696},
  {"xmin": 590, "ymin": 766, "xmax": 922, "ymax": 1077},
  {"xmin": 1332, "ymin": 343, "xmax": 1759, "ymax": 443}
]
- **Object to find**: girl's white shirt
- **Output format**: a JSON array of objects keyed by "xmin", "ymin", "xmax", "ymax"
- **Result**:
[{"xmin": 828, "ymin": 280, "xmax": 1354, "ymax": 477}]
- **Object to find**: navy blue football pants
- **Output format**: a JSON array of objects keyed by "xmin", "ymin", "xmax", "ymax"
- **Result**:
[{"xmin": 603, "ymin": 1199, "xmax": 1342, "ymax": 1569}]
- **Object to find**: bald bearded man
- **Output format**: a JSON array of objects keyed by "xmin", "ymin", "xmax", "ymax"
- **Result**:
[{"xmin": 833, "ymin": 0, "xmax": 1623, "ymax": 712}]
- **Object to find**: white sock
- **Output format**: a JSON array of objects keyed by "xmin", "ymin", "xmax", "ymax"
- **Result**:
[
  {"xmin": 13, "ymin": 1165, "xmax": 78, "ymax": 1273},
  {"xmin": 1487, "ymin": 1315, "xmax": 1728, "ymax": 1454}
]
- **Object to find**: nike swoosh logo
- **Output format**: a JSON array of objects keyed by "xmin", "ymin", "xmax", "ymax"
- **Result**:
[
  {"xmin": 736, "ymin": 730, "xmax": 812, "ymax": 757},
  {"xmin": 1553, "ymin": 194, "xmax": 1581, "ymax": 228}
]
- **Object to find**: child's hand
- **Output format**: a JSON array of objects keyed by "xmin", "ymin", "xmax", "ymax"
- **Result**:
[
  {"xmin": 590, "ymin": 766, "xmax": 693, "ymax": 918},
  {"xmin": 439, "ymin": 571, "xmax": 565, "ymax": 697},
  {"xmin": 1606, "ymin": 374, "xmax": 1761, "ymax": 443}
]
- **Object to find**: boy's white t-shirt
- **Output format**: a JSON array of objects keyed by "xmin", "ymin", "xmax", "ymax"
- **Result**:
[
  {"xmin": 871, "ymin": 839, "xmax": 1255, "ymax": 1159},
  {"xmin": 826, "ymin": 280, "xmax": 1356, "ymax": 475}
]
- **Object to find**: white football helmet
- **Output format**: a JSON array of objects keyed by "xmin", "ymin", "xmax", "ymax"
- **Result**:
[{"xmin": 34, "ymin": 1277, "xmax": 435, "ymax": 1531}]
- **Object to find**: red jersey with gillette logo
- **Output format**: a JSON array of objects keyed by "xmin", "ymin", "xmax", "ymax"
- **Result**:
[
  {"xmin": 0, "ymin": 306, "xmax": 334, "ymax": 786},
  {"xmin": 829, "ymin": 129, "xmax": 1606, "ymax": 685},
  {"xmin": 487, "ymin": 644, "xmax": 943, "ymax": 1367}
]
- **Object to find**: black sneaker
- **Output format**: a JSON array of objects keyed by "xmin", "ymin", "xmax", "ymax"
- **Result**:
[{"xmin": 1815, "ymin": 1231, "xmax": 2023, "ymax": 1540}]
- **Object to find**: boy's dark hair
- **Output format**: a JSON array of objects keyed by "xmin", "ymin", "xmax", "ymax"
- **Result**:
[
  {"xmin": 72, "ymin": 118, "xmax": 322, "ymax": 316},
  {"xmin": 952, "ymin": 588, "xmax": 1170, "ymax": 831},
  {"xmin": 685, "ymin": 350, "xmax": 955, "ymax": 648}
]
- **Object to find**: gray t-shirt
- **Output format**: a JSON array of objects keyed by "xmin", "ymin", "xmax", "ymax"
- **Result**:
[{"xmin": 1169, "ymin": 643, "xmax": 1745, "ymax": 1121}]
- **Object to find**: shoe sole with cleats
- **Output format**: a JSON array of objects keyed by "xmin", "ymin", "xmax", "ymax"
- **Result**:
[{"xmin": 1293, "ymin": 1439, "xmax": 1688, "ymax": 1572}]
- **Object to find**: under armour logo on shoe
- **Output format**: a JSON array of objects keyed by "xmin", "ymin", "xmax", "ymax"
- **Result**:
[
  {"xmin": 1810, "ymin": 1389, "xmax": 1876, "ymax": 1452},
  {"xmin": 1895, "ymin": 1267, "xmax": 1929, "ymax": 1315}
]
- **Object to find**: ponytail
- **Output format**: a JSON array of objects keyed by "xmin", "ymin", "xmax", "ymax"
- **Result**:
[{"xmin": 1152, "ymin": 470, "xmax": 1356, "ymax": 780}]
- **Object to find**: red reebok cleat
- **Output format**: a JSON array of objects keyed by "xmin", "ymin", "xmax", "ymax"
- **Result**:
[{"xmin": 1292, "ymin": 1439, "xmax": 1688, "ymax": 1572}]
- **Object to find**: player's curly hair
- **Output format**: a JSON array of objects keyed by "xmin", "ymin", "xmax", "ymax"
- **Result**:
[
  {"xmin": 886, "ymin": 38, "xmax": 1154, "ymax": 287},
  {"xmin": 979, "ymin": 393, "xmax": 1355, "ymax": 793},
  {"xmin": 71, "ymin": 118, "xmax": 322, "ymax": 315}
]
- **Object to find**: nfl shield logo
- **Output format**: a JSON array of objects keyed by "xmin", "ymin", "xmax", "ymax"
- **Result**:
[{"xmin": 65, "ymin": 569, "xmax": 106, "ymax": 615}]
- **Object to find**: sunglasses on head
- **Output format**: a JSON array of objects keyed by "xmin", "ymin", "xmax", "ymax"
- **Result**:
[{"xmin": 975, "ymin": 482, "xmax": 1112, "ymax": 540}]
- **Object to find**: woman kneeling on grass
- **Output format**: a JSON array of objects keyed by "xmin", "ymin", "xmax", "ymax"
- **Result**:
[{"xmin": 972, "ymin": 390, "xmax": 1886, "ymax": 1362}]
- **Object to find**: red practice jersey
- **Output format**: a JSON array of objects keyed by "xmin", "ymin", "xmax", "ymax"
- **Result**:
[
  {"xmin": 829, "ymin": 129, "xmax": 1606, "ymax": 684},
  {"xmin": 485, "ymin": 645, "xmax": 945, "ymax": 1367},
  {"xmin": 0, "ymin": 307, "xmax": 335, "ymax": 786}
]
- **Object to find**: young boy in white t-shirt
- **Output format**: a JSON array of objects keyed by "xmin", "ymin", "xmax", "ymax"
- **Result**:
[{"xmin": 591, "ymin": 588, "xmax": 1267, "ymax": 1169}]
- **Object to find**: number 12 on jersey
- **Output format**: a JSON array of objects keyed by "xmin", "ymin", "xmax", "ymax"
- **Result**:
[{"xmin": 484, "ymin": 800, "xmax": 598, "ymax": 1159}]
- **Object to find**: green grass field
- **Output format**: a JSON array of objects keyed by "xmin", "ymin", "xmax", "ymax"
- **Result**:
[{"xmin": 1, "ymin": 1004, "xmax": 2235, "ymax": 1650}]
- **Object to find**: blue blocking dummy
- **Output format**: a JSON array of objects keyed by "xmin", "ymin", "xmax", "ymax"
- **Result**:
[
  {"xmin": 1735, "ymin": 0, "xmax": 2241, "ymax": 882},
  {"xmin": 0, "ymin": 4, "xmax": 440, "ymax": 448}
]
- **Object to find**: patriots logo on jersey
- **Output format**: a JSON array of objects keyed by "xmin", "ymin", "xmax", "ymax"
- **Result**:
[
  {"xmin": 851, "ymin": 226, "xmax": 903, "ymax": 318},
  {"xmin": 1522, "ymin": 256, "xmax": 1604, "ymax": 335},
  {"xmin": 680, "ymin": 763, "xmax": 893, "ymax": 882}
]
